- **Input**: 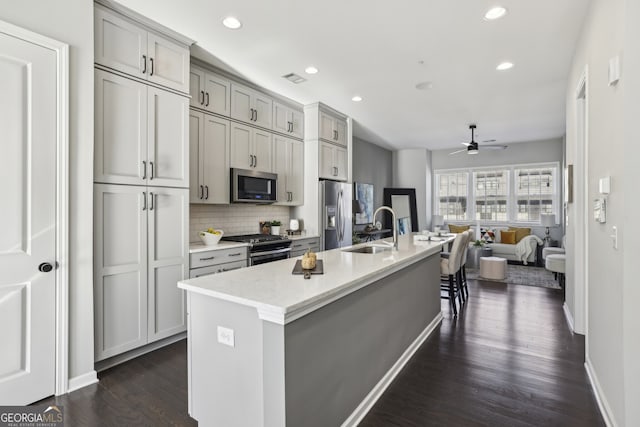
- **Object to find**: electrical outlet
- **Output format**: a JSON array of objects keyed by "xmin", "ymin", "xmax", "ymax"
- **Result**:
[{"xmin": 217, "ymin": 326, "xmax": 235, "ymax": 347}]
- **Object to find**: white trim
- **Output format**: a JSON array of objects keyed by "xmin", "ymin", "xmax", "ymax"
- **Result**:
[
  {"xmin": 576, "ymin": 66, "xmax": 589, "ymax": 337},
  {"xmin": 67, "ymin": 371, "xmax": 99, "ymax": 394},
  {"xmin": 0, "ymin": 19, "xmax": 71, "ymax": 397},
  {"xmin": 585, "ymin": 357, "xmax": 617, "ymax": 427},
  {"xmin": 341, "ymin": 312, "xmax": 444, "ymax": 427},
  {"xmin": 562, "ymin": 302, "xmax": 575, "ymax": 333}
]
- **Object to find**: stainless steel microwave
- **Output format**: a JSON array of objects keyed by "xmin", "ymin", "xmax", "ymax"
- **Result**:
[{"xmin": 231, "ymin": 168, "xmax": 278, "ymax": 203}]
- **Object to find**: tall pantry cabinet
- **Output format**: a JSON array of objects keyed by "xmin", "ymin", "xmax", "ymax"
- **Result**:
[{"xmin": 93, "ymin": 1, "xmax": 193, "ymax": 362}]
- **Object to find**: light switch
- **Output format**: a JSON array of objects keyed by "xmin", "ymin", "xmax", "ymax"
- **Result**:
[
  {"xmin": 609, "ymin": 56, "xmax": 620, "ymax": 86},
  {"xmin": 611, "ymin": 226, "xmax": 618, "ymax": 250},
  {"xmin": 217, "ymin": 326, "xmax": 235, "ymax": 347}
]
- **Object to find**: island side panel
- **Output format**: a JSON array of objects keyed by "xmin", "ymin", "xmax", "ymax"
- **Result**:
[
  {"xmin": 283, "ymin": 254, "xmax": 441, "ymax": 426},
  {"xmin": 188, "ymin": 292, "xmax": 265, "ymax": 427}
]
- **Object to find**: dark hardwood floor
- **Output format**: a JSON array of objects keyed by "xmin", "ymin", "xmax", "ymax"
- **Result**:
[{"xmin": 37, "ymin": 278, "xmax": 603, "ymax": 426}]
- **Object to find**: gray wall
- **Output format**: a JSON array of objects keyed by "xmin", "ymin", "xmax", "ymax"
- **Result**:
[
  {"xmin": 352, "ymin": 137, "xmax": 393, "ymax": 212},
  {"xmin": 0, "ymin": 0, "xmax": 96, "ymax": 383},
  {"xmin": 393, "ymin": 149, "xmax": 429, "ymax": 231}
]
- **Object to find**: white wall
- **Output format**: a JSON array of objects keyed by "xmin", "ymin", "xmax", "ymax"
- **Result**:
[
  {"xmin": 393, "ymin": 149, "xmax": 428, "ymax": 231},
  {"xmin": 0, "ymin": 0, "xmax": 96, "ymax": 385},
  {"xmin": 565, "ymin": 0, "xmax": 638, "ymax": 425}
]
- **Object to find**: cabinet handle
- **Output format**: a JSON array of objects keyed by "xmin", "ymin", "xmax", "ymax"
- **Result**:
[
  {"xmin": 149, "ymin": 192, "xmax": 155, "ymax": 210},
  {"xmin": 200, "ymin": 256, "xmax": 215, "ymax": 261},
  {"xmin": 205, "ymin": 185, "xmax": 209, "ymax": 200},
  {"xmin": 142, "ymin": 55, "xmax": 147, "ymax": 74},
  {"xmin": 149, "ymin": 57, "xmax": 154, "ymax": 76},
  {"xmin": 250, "ymin": 108, "xmax": 254, "ymax": 121},
  {"xmin": 150, "ymin": 161, "xmax": 154, "ymax": 180},
  {"xmin": 228, "ymin": 252, "xmax": 243, "ymax": 257},
  {"xmin": 142, "ymin": 161, "xmax": 147, "ymax": 180},
  {"xmin": 249, "ymin": 155, "xmax": 253, "ymax": 167},
  {"xmin": 220, "ymin": 266, "xmax": 242, "ymax": 272},
  {"xmin": 199, "ymin": 185, "xmax": 204, "ymax": 199},
  {"xmin": 254, "ymin": 109, "xmax": 258, "ymax": 121},
  {"xmin": 200, "ymin": 90, "xmax": 204, "ymax": 105},
  {"xmin": 142, "ymin": 191, "xmax": 147, "ymax": 210},
  {"xmin": 205, "ymin": 92, "xmax": 210, "ymax": 107},
  {"xmin": 254, "ymin": 155, "xmax": 257, "ymax": 168}
]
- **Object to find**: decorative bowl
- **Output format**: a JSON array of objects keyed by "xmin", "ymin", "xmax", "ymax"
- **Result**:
[{"xmin": 199, "ymin": 230, "xmax": 224, "ymax": 246}]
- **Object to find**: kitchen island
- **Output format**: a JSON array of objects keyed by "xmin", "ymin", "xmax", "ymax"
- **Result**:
[{"xmin": 178, "ymin": 233, "xmax": 451, "ymax": 427}]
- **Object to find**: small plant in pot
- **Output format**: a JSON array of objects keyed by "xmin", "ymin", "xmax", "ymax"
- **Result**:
[
  {"xmin": 270, "ymin": 220, "xmax": 282, "ymax": 236},
  {"xmin": 473, "ymin": 239, "xmax": 485, "ymax": 247}
]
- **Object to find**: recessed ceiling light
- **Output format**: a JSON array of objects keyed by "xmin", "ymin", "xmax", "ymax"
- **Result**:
[
  {"xmin": 351, "ymin": 95, "xmax": 363, "ymax": 102},
  {"xmin": 415, "ymin": 81, "xmax": 434, "ymax": 90},
  {"xmin": 484, "ymin": 6, "xmax": 507, "ymax": 20},
  {"xmin": 304, "ymin": 66, "xmax": 318, "ymax": 75},
  {"xmin": 496, "ymin": 62, "xmax": 514, "ymax": 71},
  {"xmin": 222, "ymin": 16, "xmax": 242, "ymax": 29}
]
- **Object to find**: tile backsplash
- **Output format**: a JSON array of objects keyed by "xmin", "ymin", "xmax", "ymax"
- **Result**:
[{"xmin": 190, "ymin": 204, "xmax": 290, "ymax": 242}]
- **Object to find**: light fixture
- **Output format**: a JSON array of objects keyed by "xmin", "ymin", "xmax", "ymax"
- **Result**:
[
  {"xmin": 222, "ymin": 16, "xmax": 242, "ymax": 29},
  {"xmin": 351, "ymin": 95, "xmax": 363, "ymax": 102},
  {"xmin": 496, "ymin": 61, "xmax": 514, "ymax": 71},
  {"xmin": 541, "ymin": 214, "xmax": 556, "ymax": 243},
  {"xmin": 468, "ymin": 147, "xmax": 479, "ymax": 155},
  {"xmin": 415, "ymin": 81, "xmax": 433, "ymax": 90},
  {"xmin": 484, "ymin": 6, "xmax": 507, "ymax": 20},
  {"xmin": 304, "ymin": 66, "xmax": 318, "ymax": 74}
]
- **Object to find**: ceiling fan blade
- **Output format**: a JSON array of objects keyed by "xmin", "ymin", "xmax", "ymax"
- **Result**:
[
  {"xmin": 481, "ymin": 145, "xmax": 508, "ymax": 150},
  {"xmin": 462, "ymin": 142, "xmax": 472, "ymax": 146},
  {"xmin": 449, "ymin": 148, "xmax": 468, "ymax": 155}
]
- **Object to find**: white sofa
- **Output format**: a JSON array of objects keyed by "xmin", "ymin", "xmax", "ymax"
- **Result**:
[{"xmin": 485, "ymin": 226, "xmax": 539, "ymax": 263}]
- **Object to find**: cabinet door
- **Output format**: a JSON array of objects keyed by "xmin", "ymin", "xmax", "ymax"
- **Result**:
[
  {"xmin": 273, "ymin": 135, "xmax": 289, "ymax": 204},
  {"xmin": 334, "ymin": 145, "xmax": 348, "ymax": 181},
  {"xmin": 148, "ymin": 87, "xmax": 189, "ymax": 188},
  {"xmin": 94, "ymin": 184, "xmax": 148, "ymax": 361},
  {"xmin": 147, "ymin": 188, "xmax": 189, "ymax": 342},
  {"xmin": 189, "ymin": 67, "xmax": 205, "ymax": 109},
  {"xmin": 94, "ymin": 7, "xmax": 147, "ymax": 79},
  {"xmin": 147, "ymin": 32, "xmax": 190, "ymax": 93},
  {"xmin": 203, "ymin": 73, "xmax": 231, "ymax": 116},
  {"xmin": 289, "ymin": 140, "xmax": 304, "ymax": 205},
  {"xmin": 335, "ymin": 118, "xmax": 348, "ymax": 147},
  {"xmin": 202, "ymin": 115, "xmax": 231, "ymax": 204},
  {"xmin": 230, "ymin": 122, "xmax": 253, "ymax": 170},
  {"xmin": 319, "ymin": 141, "xmax": 335, "ymax": 179},
  {"xmin": 189, "ymin": 111, "xmax": 204, "ymax": 203},
  {"xmin": 319, "ymin": 111, "xmax": 335, "ymax": 141},
  {"xmin": 290, "ymin": 108, "xmax": 304, "ymax": 139},
  {"xmin": 230, "ymin": 83, "xmax": 253, "ymax": 123},
  {"xmin": 253, "ymin": 129, "xmax": 273, "ymax": 173},
  {"xmin": 273, "ymin": 102, "xmax": 290, "ymax": 135},
  {"xmin": 94, "ymin": 70, "xmax": 147, "ymax": 185},
  {"xmin": 253, "ymin": 92, "xmax": 273, "ymax": 129}
]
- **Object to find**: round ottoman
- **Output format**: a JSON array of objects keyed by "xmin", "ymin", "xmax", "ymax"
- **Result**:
[{"xmin": 480, "ymin": 256, "xmax": 507, "ymax": 280}]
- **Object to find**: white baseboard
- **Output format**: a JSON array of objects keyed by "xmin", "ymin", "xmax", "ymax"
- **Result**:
[
  {"xmin": 341, "ymin": 312, "xmax": 444, "ymax": 427},
  {"xmin": 67, "ymin": 370, "xmax": 98, "ymax": 393},
  {"xmin": 585, "ymin": 357, "xmax": 617, "ymax": 427},
  {"xmin": 563, "ymin": 302, "xmax": 575, "ymax": 332}
]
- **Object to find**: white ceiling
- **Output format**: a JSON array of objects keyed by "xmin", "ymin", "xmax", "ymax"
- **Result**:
[{"xmin": 117, "ymin": 0, "xmax": 590, "ymax": 151}]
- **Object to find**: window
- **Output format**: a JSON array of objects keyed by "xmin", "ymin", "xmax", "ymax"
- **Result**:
[
  {"xmin": 474, "ymin": 169, "xmax": 508, "ymax": 222},
  {"xmin": 435, "ymin": 162, "xmax": 559, "ymax": 224},
  {"xmin": 436, "ymin": 172, "xmax": 468, "ymax": 221}
]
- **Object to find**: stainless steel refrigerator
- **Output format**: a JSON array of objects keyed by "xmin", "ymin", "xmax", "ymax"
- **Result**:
[{"xmin": 320, "ymin": 180, "xmax": 352, "ymax": 250}]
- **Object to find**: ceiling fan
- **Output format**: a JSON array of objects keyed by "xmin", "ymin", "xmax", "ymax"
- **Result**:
[{"xmin": 449, "ymin": 124, "xmax": 507, "ymax": 155}]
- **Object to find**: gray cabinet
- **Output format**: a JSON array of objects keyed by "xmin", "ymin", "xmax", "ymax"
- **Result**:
[
  {"xmin": 290, "ymin": 237, "xmax": 320, "ymax": 257},
  {"xmin": 230, "ymin": 122, "xmax": 273, "ymax": 172},
  {"xmin": 94, "ymin": 184, "xmax": 188, "ymax": 361},
  {"xmin": 319, "ymin": 110, "xmax": 347, "ymax": 146},
  {"xmin": 274, "ymin": 135, "xmax": 303, "ymax": 205},
  {"xmin": 273, "ymin": 101, "xmax": 304, "ymax": 139},
  {"xmin": 319, "ymin": 141, "xmax": 347, "ymax": 181},
  {"xmin": 189, "ymin": 247, "xmax": 248, "ymax": 278},
  {"xmin": 189, "ymin": 66, "xmax": 231, "ymax": 116},
  {"xmin": 231, "ymin": 83, "xmax": 273, "ymax": 129}
]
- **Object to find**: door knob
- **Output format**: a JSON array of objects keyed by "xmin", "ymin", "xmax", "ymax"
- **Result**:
[{"xmin": 38, "ymin": 262, "xmax": 57, "ymax": 273}]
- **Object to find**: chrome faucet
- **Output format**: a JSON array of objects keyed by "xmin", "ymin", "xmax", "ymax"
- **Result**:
[{"xmin": 373, "ymin": 206, "xmax": 398, "ymax": 250}]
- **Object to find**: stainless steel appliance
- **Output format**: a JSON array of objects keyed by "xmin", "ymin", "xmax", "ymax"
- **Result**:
[
  {"xmin": 222, "ymin": 234, "xmax": 291, "ymax": 266},
  {"xmin": 231, "ymin": 168, "xmax": 278, "ymax": 204},
  {"xmin": 320, "ymin": 180, "xmax": 352, "ymax": 250}
]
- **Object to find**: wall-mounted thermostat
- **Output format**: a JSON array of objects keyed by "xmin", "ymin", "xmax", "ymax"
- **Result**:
[{"xmin": 599, "ymin": 176, "xmax": 611, "ymax": 194}]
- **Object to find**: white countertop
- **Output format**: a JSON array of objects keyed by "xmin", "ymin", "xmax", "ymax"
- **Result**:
[
  {"xmin": 179, "ymin": 233, "xmax": 450, "ymax": 325},
  {"xmin": 189, "ymin": 241, "xmax": 249, "ymax": 253}
]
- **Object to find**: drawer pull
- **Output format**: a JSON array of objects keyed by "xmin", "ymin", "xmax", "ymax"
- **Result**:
[
  {"xmin": 200, "ymin": 256, "xmax": 215, "ymax": 261},
  {"xmin": 228, "ymin": 253, "xmax": 243, "ymax": 257}
]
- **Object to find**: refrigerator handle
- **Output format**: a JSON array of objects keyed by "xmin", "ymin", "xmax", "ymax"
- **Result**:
[
  {"xmin": 336, "ymin": 190, "xmax": 342, "ymax": 242},
  {"xmin": 341, "ymin": 189, "xmax": 346, "ymax": 242}
]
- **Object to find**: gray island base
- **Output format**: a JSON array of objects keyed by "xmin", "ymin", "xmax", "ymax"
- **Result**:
[{"xmin": 180, "ymin": 234, "xmax": 449, "ymax": 426}]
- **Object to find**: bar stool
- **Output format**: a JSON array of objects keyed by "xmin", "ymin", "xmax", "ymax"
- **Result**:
[{"xmin": 440, "ymin": 232, "xmax": 466, "ymax": 316}]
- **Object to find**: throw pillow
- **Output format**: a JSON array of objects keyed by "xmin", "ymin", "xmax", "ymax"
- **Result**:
[
  {"xmin": 449, "ymin": 224, "xmax": 470, "ymax": 233},
  {"xmin": 509, "ymin": 227, "xmax": 531, "ymax": 243},
  {"xmin": 501, "ymin": 230, "xmax": 516, "ymax": 244}
]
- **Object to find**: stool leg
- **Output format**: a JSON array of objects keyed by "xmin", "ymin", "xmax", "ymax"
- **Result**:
[
  {"xmin": 462, "ymin": 265, "xmax": 469, "ymax": 298},
  {"xmin": 448, "ymin": 274, "xmax": 458, "ymax": 316},
  {"xmin": 456, "ymin": 271, "xmax": 465, "ymax": 304}
]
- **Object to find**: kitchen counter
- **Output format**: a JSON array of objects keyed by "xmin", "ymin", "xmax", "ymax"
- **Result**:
[
  {"xmin": 286, "ymin": 233, "xmax": 320, "ymax": 241},
  {"xmin": 189, "ymin": 241, "xmax": 248, "ymax": 254}
]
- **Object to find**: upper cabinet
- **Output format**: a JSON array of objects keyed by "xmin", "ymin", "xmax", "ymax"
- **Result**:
[
  {"xmin": 273, "ymin": 102, "xmax": 304, "ymax": 139},
  {"xmin": 319, "ymin": 111, "xmax": 347, "ymax": 146},
  {"xmin": 231, "ymin": 83, "xmax": 273, "ymax": 129},
  {"xmin": 189, "ymin": 66, "xmax": 231, "ymax": 116},
  {"xmin": 230, "ymin": 122, "xmax": 273, "ymax": 173},
  {"xmin": 273, "ymin": 135, "xmax": 303, "ymax": 206},
  {"xmin": 95, "ymin": 5, "xmax": 190, "ymax": 93}
]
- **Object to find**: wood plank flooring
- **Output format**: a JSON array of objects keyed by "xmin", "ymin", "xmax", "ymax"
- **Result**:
[{"xmin": 37, "ymin": 278, "xmax": 603, "ymax": 426}]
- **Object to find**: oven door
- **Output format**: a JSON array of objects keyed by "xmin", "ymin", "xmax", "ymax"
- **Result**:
[{"xmin": 250, "ymin": 247, "xmax": 291, "ymax": 266}]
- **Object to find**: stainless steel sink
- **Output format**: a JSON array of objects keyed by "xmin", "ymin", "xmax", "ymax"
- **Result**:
[{"xmin": 343, "ymin": 245, "xmax": 392, "ymax": 254}]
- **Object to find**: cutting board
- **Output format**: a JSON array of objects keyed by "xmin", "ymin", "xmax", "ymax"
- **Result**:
[{"xmin": 292, "ymin": 260, "xmax": 324, "ymax": 275}]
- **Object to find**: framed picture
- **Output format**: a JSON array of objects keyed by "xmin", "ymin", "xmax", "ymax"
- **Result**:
[{"xmin": 354, "ymin": 182, "xmax": 374, "ymax": 224}]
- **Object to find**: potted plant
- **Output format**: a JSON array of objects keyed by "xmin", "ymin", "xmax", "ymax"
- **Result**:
[
  {"xmin": 473, "ymin": 239, "xmax": 485, "ymax": 247},
  {"xmin": 270, "ymin": 220, "xmax": 282, "ymax": 236}
]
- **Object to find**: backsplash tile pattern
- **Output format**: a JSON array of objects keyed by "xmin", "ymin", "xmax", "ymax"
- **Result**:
[{"xmin": 190, "ymin": 204, "xmax": 290, "ymax": 242}]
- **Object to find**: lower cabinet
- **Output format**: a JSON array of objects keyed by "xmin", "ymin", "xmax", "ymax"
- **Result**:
[
  {"xmin": 189, "ymin": 247, "xmax": 248, "ymax": 278},
  {"xmin": 94, "ymin": 183, "xmax": 189, "ymax": 361},
  {"xmin": 290, "ymin": 237, "xmax": 320, "ymax": 257}
]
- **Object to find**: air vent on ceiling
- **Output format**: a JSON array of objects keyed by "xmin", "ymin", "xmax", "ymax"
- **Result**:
[{"xmin": 282, "ymin": 73, "xmax": 306, "ymax": 84}]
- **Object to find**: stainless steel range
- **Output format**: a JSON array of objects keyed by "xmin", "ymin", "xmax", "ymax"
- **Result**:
[{"xmin": 222, "ymin": 234, "xmax": 292, "ymax": 266}]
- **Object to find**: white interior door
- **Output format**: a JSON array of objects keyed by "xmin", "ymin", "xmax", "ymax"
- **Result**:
[{"xmin": 0, "ymin": 31, "xmax": 57, "ymax": 405}]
